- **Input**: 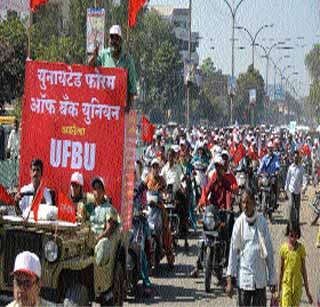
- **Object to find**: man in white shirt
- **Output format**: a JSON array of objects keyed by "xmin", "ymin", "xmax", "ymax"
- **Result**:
[
  {"xmin": 285, "ymin": 150, "xmax": 304, "ymax": 225},
  {"xmin": 161, "ymin": 148, "xmax": 183, "ymax": 193},
  {"xmin": 226, "ymin": 189, "xmax": 276, "ymax": 306},
  {"xmin": 14, "ymin": 159, "xmax": 52, "ymax": 218},
  {"xmin": 7, "ymin": 119, "xmax": 20, "ymax": 159}
]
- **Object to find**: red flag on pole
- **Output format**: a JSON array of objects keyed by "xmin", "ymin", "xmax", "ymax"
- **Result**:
[
  {"xmin": 128, "ymin": 0, "xmax": 147, "ymax": 28},
  {"xmin": 141, "ymin": 115, "xmax": 155, "ymax": 143},
  {"xmin": 58, "ymin": 192, "xmax": 76, "ymax": 223},
  {"xmin": 30, "ymin": 0, "xmax": 48, "ymax": 12},
  {"xmin": 31, "ymin": 181, "xmax": 44, "ymax": 221},
  {"xmin": 0, "ymin": 184, "xmax": 14, "ymax": 206},
  {"xmin": 233, "ymin": 143, "xmax": 246, "ymax": 166}
]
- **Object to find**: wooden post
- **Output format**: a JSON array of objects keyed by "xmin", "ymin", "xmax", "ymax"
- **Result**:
[{"xmin": 27, "ymin": 9, "xmax": 33, "ymax": 59}]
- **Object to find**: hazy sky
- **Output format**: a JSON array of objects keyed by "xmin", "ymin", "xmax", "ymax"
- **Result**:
[{"xmin": 149, "ymin": 0, "xmax": 320, "ymax": 96}]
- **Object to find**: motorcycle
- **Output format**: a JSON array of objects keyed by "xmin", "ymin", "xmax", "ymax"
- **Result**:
[
  {"xmin": 235, "ymin": 169, "xmax": 248, "ymax": 212},
  {"xmin": 279, "ymin": 155, "xmax": 289, "ymax": 192},
  {"xmin": 145, "ymin": 191, "xmax": 164, "ymax": 273},
  {"xmin": 162, "ymin": 184, "xmax": 180, "ymax": 249},
  {"xmin": 200, "ymin": 205, "xmax": 234, "ymax": 293},
  {"xmin": 126, "ymin": 208, "xmax": 146, "ymax": 296},
  {"xmin": 309, "ymin": 191, "xmax": 320, "ymax": 226},
  {"xmin": 258, "ymin": 173, "xmax": 277, "ymax": 221}
]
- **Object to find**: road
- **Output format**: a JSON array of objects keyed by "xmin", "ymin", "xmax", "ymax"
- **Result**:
[{"xmin": 125, "ymin": 187, "xmax": 320, "ymax": 307}]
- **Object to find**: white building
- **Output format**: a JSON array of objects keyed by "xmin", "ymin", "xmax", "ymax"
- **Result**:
[{"xmin": 151, "ymin": 5, "xmax": 200, "ymax": 66}]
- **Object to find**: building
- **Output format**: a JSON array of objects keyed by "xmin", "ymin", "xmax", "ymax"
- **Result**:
[{"xmin": 151, "ymin": 5, "xmax": 200, "ymax": 67}]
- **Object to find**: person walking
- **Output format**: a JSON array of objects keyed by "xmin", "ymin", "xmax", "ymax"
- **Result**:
[
  {"xmin": 278, "ymin": 222, "xmax": 313, "ymax": 307},
  {"xmin": 285, "ymin": 150, "xmax": 304, "ymax": 225},
  {"xmin": 225, "ymin": 188, "xmax": 276, "ymax": 307}
]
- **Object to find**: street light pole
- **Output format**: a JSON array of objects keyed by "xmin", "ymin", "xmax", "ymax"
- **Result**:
[
  {"xmin": 223, "ymin": 0, "xmax": 247, "ymax": 126},
  {"xmin": 236, "ymin": 24, "xmax": 273, "ymax": 68},
  {"xmin": 186, "ymin": 0, "xmax": 192, "ymax": 128}
]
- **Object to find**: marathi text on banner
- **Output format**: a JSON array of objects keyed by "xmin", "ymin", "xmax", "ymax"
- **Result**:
[{"xmin": 20, "ymin": 60, "xmax": 128, "ymax": 214}]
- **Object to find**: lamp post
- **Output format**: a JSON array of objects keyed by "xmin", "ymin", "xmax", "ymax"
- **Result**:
[
  {"xmin": 185, "ymin": 0, "xmax": 192, "ymax": 128},
  {"xmin": 235, "ymin": 24, "xmax": 273, "ymax": 69},
  {"xmin": 285, "ymin": 71, "xmax": 299, "ymax": 123},
  {"xmin": 223, "ymin": 0, "xmax": 247, "ymax": 125}
]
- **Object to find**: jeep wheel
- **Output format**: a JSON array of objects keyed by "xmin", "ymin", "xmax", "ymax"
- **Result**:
[
  {"xmin": 64, "ymin": 283, "xmax": 89, "ymax": 306},
  {"xmin": 113, "ymin": 261, "xmax": 125, "ymax": 306}
]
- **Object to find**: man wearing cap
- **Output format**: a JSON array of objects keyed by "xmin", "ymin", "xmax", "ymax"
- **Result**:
[
  {"xmin": 7, "ymin": 251, "xmax": 54, "ymax": 307},
  {"xmin": 144, "ymin": 159, "xmax": 175, "ymax": 267},
  {"xmin": 191, "ymin": 155, "xmax": 232, "ymax": 278},
  {"xmin": 89, "ymin": 25, "xmax": 137, "ymax": 111},
  {"xmin": 70, "ymin": 172, "xmax": 94, "ymax": 223},
  {"xmin": 86, "ymin": 176, "xmax": 121, "ymax": 266},
  {"xmin": 14, "ymin": 159, "xmax": 52, "ymax": 218}
]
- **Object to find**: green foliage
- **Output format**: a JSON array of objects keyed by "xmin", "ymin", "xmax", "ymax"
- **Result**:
[
  {"xmin": 305, "ymin": 44, "xmax": 320, "ymax": 82},
  {"xmin": 0, "ymin": 16, "xmax": 27, "ymax": 105},
  {"xmin": 235, "ymin": 64, "xmax": 265, "ymax": 124}
]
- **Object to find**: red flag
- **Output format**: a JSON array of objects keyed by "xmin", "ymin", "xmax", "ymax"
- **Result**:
[
  {"xmin": 31, "ymin": 181, "xmax": 44, "ymax": 221},
  {"xmin": 0, "ymin": 184, "xmax": 14, "ymax": 206},
  {"xmin": 30, "ymin": 0, "xmax": 48, "ymax": 12},
  {"xmin": 128, "ymin": 0, "xmax": 147, "ymax": 28},
  {"xmin": 141, "ymin": 115, "xmax": 155, "ymax": 143},
  {"xmin": 233, "ymin": 143, "xmax": 246, "ymax": 166},
  {"xmin": 58, "ymin": 192, "xmax": 76, "ymax": 223}
]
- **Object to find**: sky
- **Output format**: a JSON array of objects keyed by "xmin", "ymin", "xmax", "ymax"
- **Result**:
[{"xmin": 149, "ymin": 0, "xmax": 320, "ymax": 97}]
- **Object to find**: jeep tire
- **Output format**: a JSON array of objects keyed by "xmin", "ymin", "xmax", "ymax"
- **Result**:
[
  {"xmin": 112, "ymin": 261, "xmax": 125, "ymax": 306},
  {"xmin": 64, "ymin": 283, "xmax": 89, "ymax": 306}
]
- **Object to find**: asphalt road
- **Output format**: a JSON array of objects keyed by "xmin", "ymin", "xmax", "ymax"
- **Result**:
[{"xmin": 125, "ymin": 187, "xmax": 320, "ymax": 307}]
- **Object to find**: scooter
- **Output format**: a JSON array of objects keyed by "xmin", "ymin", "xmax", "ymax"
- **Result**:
[
  {"xmin": 162, "ymin": 184, "xmax": 180, "ymax": 249},
  {"xmin": 145, "ymin": 191, "xmax": 164, "ymax": 272}
]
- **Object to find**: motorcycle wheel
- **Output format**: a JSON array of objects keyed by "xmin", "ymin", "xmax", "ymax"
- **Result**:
[
  {"xmin": 127, "ymin": 251, "xmax": 139, "ymax": 296},
  {"xmin": 262, "ymin": 192, "xmax": 268, "ymax": 218},
  {"xmin": 152, "ymin": 238, "xmax": 161, "ymax": 273},
  {"xmin": 205, "ymin": 246, "xmax": 214, "ymax": 293}
]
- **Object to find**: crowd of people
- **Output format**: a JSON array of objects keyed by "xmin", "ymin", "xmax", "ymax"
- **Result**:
[
  {"xmin": 134, "ymin": 123, "xmax": 320, "ymax": 306},
  {"xmin": 2, "ymin": 123, "xmax": 320, "ymax": 306}
]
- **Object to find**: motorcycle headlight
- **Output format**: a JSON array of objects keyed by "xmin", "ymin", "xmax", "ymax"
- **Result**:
[
  {"xmin": 44, "ymin": 240, "xmax": 58, "ymax": 262},
  {"xmin": 261, "ymin": 176, "xmax": 269, "ymax": 186},
  {"xmin": 148, "ymin": 222, "xmax": 155, "ymax": 231},
  {"xmin": 203, "ymin": 213, "xmax": 216, "ymax": 231}
]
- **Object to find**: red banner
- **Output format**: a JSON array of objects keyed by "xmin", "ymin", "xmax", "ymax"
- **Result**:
[
  {"xmin": 58, "ymin": 192, "xmax": 76, "ymax": 223},
  {"xmin": 128, "ymin": 0, "xmax": 147, "ymax": 28},
  {"xmin": 141, "ymin": 115, "xmax": 155, "ymax": 143},
  {"xmin": 0, "ymin": 184, "xmax": 14, "ymax": 206},
  {"xmin": 121, "ymin": 111, "xmax": 137, "ymax": 231},
  {"xmin": 20, "ymin": 60, "xmax": 128, "ymax": 213}
]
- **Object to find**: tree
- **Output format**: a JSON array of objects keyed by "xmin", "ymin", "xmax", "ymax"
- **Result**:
[
  {"xmin": 0, "ymin": 16, "xmax": 27, "ymax": 106},
  {"xmin": 305, "ymin": 44, "xmax": 320, "ymax": 122},
  {"xmin": 305, "ymin": 44, "xmax": 320, "ymax": 81},
  {"xmin": 235, "ymin": 64, "xmax": 265, "ymax": 124}
]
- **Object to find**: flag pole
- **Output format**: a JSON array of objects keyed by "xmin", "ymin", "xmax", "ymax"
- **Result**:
[{"xmin": 27, "ymin": 8, "xmax": 33, "ymax": 59}]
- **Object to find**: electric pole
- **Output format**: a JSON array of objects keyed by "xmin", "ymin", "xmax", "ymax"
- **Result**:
[{"xmin": 186, "ymin": 0, "xmax": 192, "ymax": 128}]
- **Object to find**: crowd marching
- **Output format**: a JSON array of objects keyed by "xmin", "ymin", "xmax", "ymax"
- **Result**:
[{"xmin": 133, "ymin": 123, "xmax": 320, "ymax": 306}]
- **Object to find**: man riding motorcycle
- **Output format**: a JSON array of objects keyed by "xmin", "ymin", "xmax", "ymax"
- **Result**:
[
  {"xmin": 190, "ymin": 155, "xmax": 232, "ymax": 278},
  {"xmin": 144, "ymin": 158, "xmax": 175, "ymax": 267},
  {"xmin": 257, "ymin": 141, "xmax": 280, "ymax": 210}
]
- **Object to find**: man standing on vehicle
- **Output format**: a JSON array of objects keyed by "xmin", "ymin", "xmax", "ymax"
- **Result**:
[
  {"xmin": 89, "ymin": 25, "xmax": 137, "ymax": 111},
  {"xmin": 7, "ymin": 251, "xmax": 54, "ymax": 307},
  {"xmin": 226, "ymin": 189, "xmax": 276, "ymax": 306},
  {"xmin": 285, "ymin": 150, "xmax": 304, "ymax": 225},
  {"xmin": 14, "ymin": 159, "xmax": 52, "ymax": 218}
]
